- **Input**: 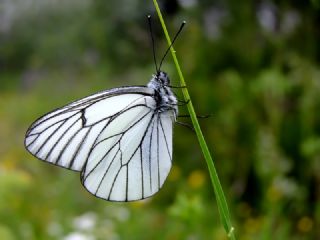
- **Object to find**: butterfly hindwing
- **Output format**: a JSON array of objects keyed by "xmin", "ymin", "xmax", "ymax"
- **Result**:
[{"xmin": 80, "ymin": 99, "xmax": 175, "ymax": 201}]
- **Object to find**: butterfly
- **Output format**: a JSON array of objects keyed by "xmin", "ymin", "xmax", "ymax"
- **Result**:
[
  {"xmin": 24, "ymin": 17, "xmax": 186, "ymax": 202},
  {"xmin": 24, "ymin": 71, "xmax": 178, "ymax": 202}
]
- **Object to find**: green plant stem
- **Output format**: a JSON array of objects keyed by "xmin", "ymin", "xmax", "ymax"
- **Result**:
[{"xmin": 152, "ymin": 1, "xmax": 236, "ymax": 239}]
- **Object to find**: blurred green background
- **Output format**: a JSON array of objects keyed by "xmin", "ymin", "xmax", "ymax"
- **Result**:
[{"xmin": 1, "ymin": 0, "xmax": 320, "ymax": 239}]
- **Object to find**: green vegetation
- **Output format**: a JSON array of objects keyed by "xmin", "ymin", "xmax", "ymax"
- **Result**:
[{"xmin": 0, "ymin": 1, "xmax": 319, "ymax": 239}]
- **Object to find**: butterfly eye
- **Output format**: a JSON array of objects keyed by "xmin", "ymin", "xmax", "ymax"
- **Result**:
[
  {"xmin": 156, "ymin": 71, "xmax": 170, "ymax": 86},
  {"xmin": 163, "ymin": 76, "xmax": 170, "ymax": 86}
]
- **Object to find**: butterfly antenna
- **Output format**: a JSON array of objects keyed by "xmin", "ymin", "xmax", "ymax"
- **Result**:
[
  {"xmin": 147, "ymin": 15, "xmax": 159, "ymax": 73},
  {"xmin": 158, "ymin": 21, "xmax": 186, "ymax": 71}
]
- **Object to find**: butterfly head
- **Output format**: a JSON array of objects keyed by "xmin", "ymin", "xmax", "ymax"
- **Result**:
[
  {"xmin": 148, "ymin": 71, "xmax": 170, "ymax": 90},
  {"xmin": 157, "ymin": 71, "xmax": 171, "ymax": 86}
]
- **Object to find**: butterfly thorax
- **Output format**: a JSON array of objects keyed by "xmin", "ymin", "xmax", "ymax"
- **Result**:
[{"xmin": 147, "ymin": 71, "xmax": 178, "ymax": 116}]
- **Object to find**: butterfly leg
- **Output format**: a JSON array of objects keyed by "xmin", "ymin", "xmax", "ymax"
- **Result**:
[
  {"xmin": 176, "ymin": 99, "xmax": 190, "ymax": 106},
  {"xmin": 169, "ymin": 85, "xmax": 187, "ymax": 89},
  {"xmin": 176, "ymin": 121, "xmax": 194, "ymax": 132},
  {"xmin": 178, "ymin": 114, "xmax": 211, "ymax": 119}
]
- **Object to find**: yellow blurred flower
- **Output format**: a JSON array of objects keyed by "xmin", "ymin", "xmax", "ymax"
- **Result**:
[
  {"xmin": 244, "ymin": 217, "xmax": 262, "ymax": 234},
  {"xmin": 1, "ymin": 151, "xmax": 19, "ymax": 170},
  {"xmin": 297, "ymin": 216, "xmax": 313, "ymax": 233},
  {"xmin": 187, "ymin": 170, "xmax": 206, "ymax": 189}
]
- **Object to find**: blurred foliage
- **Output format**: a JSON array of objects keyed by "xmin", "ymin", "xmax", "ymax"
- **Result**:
[{"xmin": 0, "ymin": 0, "xmax": 320, "ymax": 239}]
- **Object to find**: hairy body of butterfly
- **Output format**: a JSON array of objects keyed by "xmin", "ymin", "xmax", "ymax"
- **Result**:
[{"xmin": 24, "ymin": 71, "xmax": 178, "ymax": 202}]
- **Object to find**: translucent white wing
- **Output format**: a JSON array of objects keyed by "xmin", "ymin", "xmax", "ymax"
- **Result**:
[
  {"xmin": 25, "ymin": 86, "xmax": 175, "ymax": 201},
  {"xmin": 81, "ymin": 110, "xmax": 174, "ymax": 201}
]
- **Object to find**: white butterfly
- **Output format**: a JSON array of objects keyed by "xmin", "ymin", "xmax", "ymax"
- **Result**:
[{"xmin": 24, "ymin": 71, "xmax": 178, "ymax": 201}]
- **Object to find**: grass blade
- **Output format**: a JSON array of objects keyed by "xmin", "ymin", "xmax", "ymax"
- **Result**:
[{"xmin": 152, "ymin": 1, "xmax": 236, "ymax": 239}]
